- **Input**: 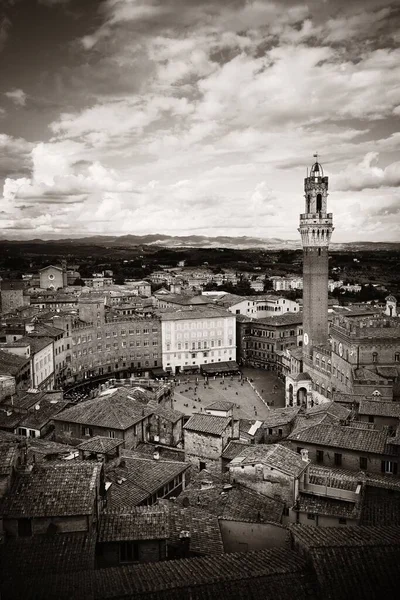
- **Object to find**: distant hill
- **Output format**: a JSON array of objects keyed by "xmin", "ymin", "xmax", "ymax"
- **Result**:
[{"xmin": 0, "ymin": 233, "xmax": 399, "ymax": 251}]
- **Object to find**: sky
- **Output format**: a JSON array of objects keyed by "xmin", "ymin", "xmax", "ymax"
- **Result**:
[{"xmin": 0, "ymin": 0, "xmax": 400, "ymax": 242}]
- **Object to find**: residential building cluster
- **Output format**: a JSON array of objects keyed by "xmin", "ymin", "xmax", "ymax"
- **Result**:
[{"xmin": 0, "ymin": 157, "xmax": 399, "ymax": 597}]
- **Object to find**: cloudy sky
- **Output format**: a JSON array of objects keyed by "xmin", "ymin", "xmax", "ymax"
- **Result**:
[{"xmin": 1, "ymin": 0, "xmax": 400, "ymax": 242}]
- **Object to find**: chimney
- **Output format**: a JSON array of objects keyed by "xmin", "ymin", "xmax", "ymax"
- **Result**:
[
  {"xmin": 300, "ymin": 449, "xmax": 310, "ymax": 463},
  {"xmin": 153, "ymin": 449, "xmax": 160, "ymax": 460}
]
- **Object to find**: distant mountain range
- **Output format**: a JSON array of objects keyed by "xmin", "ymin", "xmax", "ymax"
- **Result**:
[{"xmin": 0, "ymin": 233, "xmax": 399, "ymax": 251}]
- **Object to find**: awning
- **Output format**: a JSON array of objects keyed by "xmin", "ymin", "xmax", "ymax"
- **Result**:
[
  {"xmin": 151, "ymin": 367, "xmax": 169, "ymax": 377},
  {"xmin": 200, "ymin": 361, "xmax": 239, "ymax": 374}
]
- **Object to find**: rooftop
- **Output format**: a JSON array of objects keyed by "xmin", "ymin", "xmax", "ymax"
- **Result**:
[
  {"xmin": 222, "ymin": 439, "xmax": 251, "ymax": 460},
  {"xmin": 290, "ymin": 523, "xmax": 400, "ymax": 548},
  {"xmin": 0, "ymin": 462, "xmax": 102, "ymax": 518},
  {"xmin": 296, "ymin": 492, "xmax": 361, "ymax": 520},
  {"xmin": 184, "ymin": 413, "xmax": 232, "ymax": 436},
  {"xmin": 0, "ymin": 532, "xmax": 96, "ymax": 579},
  {"xmin": 205, "ymin": 399, "xmax": 234, "ymax": 411},
  {"xmin": 230, "ymin": 443, "xmax": 308, "ymax": 478},
  {"xmin": 77, "ymin": 436, "xmax": 124, "ymax": 453},
  {"xmin": 0, "ymin": 349, "xmax": 30, "ymax": 375},
  {"xmin": 99, "ymin": 506, "xmax": 170, "ymax": 542},
  {"xmin": 289, "ymin": 423, "xmax": 388, "ymax": 454},
  {"xmin": 8, "ymin": 547, "xmax": 312, "ymax": 600},
  {"xmin": 358, "ymin": 399, "xmax": 400, "ymax": 418},
  {"xmin": 19, "ymin": 335, "xmax": 54, "ymax": 354},
  {"xmin": 18, "ymin": 397, "xmax": 70, "ymax": 430},
  {"xmin": 255, "ymin": 312, "xmax": 303, "ymax": 326},
  {"xmin": 0, "ymin": 442, "xmax": 17, "ymax": 475},
  {"xmin": 178, "ymin": 476, "xmax": 284, "ymax": 525},
  {"xmin": 263, "ymin": 407, "xmax": 301, "ymax": 428},
  {"xmin": 159, "ymin": 306, "xmax": 233, "ymax": 321},
  {"xmin": 53, "ymin": 394, "xmax": 153, "ymax": 430},
  {"xmin": 106, "ymin": 455, "xmax": 190, "ymax": 509}
]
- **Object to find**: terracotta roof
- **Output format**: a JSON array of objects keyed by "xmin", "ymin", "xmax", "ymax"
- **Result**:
[
  {"xmin": 289, "ymin": 423, "xmax": 388, "ymax": 454},
  {"xmin": 296, "ymin": 492, "xmax": 361, "ymax": 520},
  {"xmin": 255, "ymin": 313, "xmax": 303, "ymax": 326},
  {"xmin": 361, "ymin": 486, "xmax": 400, "ymax": 526},
  {"xmin": 0, "ymin": 462, "xmax": 102, "ymax": 518},
  {"xmin": 53, "ymin": 394, "xmax": 153, "ymax": 430},
  {"xmin": 0, "ymin": 532, "xmax": 96, "ymax": 579},
  {"xmin": 77, "ymin": 436, "xmax": 124, "ymax": 453},
  {"xmin": 0, "ymin": 409, "xmax": 23, "ymax": 429},
  {"xmin": 263, "ymin": 407, "xmax": 301, "ymax": 428},
  {"xmin": 0, "ymin": 442, "xmax": 17, "ymax": 475},
  {"xmin": 222, "ymin": 440, "xmax": 251, "ymax": 460},
  {"xmin": 290, "ymin": 524, "xmax": 400, "ymax": 548},
  {"xmin": 308, "ymin": 466, "xmax": 361, "ymax": 492},
  {"xmin": 19, "ymin": 335, "xmax": 53, "ymax": 354},
  {"xmin": 358, "ymin": 399, "xmax": 400, "ymax": 418},
  {"xmin": 1, "ymin": 389, "xmax": 49, "ymax": 411},
  {"xmin": 153, "ymin": 405, "xmax": 184, "ymax": 423},
  {"xmin": 309, "ymin": 543, "xmax": 400, "ymax": 599},
  {"xmin": 205, "ymin": 399, "xmax": 234, "ymax": 411},
  {"xmin": 18, "ymin": 398, "xmax": 70, "ymax": 430},
  {"xmin": 304, "ymin": 401, "xmax": 351, "ymax": 423},
  {"xmin": 106, "ymin": 456, "xmax": 190, "ymax": 509},
  {"xmin": 167, "ymin": 503, "xmax": 224, "ymax": 555},
  {"xmin": 99, "ymin": 506, "xmax": 170, "ymax": 542},
  {"xmin": 5, "ymin": 547, "xmax": 312, "ymax": 600},
  {"xmin": 129, "ymin": 442, "xmax": 185, "ymax": 462},
  {"xmin": 0, "ymin": 349, "xmax": 30, "ymax": 375},
  {"xmin": 184, "ymin": 413, "xmax": 231, "ymax": 436},
  {"xmin": 230, "ymin": 443, "xmax": 308, "ymax": 477}
]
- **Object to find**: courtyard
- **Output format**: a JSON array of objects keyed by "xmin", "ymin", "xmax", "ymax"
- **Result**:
[{"xmin": 171, "ymin": 367, "xmax": 285, "ymax": 421}]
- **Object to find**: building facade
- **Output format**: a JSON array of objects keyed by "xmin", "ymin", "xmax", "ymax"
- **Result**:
[{"xmin": 160, "ymin": 307, "xmax": 236, "ymax": 374}]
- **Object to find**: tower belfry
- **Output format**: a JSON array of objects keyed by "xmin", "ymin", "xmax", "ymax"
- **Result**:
[{"xmin": 299, "ymin": 156, "xmax": 334, "ymax": 356}]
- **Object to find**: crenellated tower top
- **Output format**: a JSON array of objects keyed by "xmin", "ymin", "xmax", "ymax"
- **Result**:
[{"xmin": 299, "ymin": 155, "xmax": 334, "ymax": 248}]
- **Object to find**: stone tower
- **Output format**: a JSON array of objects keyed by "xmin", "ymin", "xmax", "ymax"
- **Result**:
[{"xmin": 299, "ymin": 157, "xmax": 334, "ymax": 356}]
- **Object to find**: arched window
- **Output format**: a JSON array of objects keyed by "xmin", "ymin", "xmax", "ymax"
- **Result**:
[
  {"xmin": 372, "ymin": 352, "xmax": 378, "ymax": 363},
  {"xmin": 316, "ymin": 193, "xmax": 322, "ymax": 212},
  {"xmin": 307, "ymin": 194, "xmax": 311, "ymax": 213}
]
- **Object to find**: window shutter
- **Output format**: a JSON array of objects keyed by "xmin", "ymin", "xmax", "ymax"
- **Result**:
[{"xmin": 381, "ymin": 460, "xmax": 385, "ymax": 473}]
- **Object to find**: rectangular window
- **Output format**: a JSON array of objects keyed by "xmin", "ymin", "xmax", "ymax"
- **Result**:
[
  {"xmin": 316, "ymin": 450, "xmax": 324, "ymax": 464},
  {"xmin": 307, "ymin": 513, "xmax": 315, "ymax": 520},
  {"xmin": 18, "ymin": 518, "xmax": 32, "ymax": 538},
  {"xmin": 360, "ymin": 457, "xmax": 368, "ymax": 470},
  {"xmin": 334, "ymin": 453, "xmax": 342, "ymax": 466},
  {"xmin": 338, "ymin": 518, "xmax": 347, "ymax": 525},
  {"xmin": 381, "ymin": 461, "xmax": 398, "ymax": 475},
  {"xmin": 120, "ymin": 541, "xmax": 139, "ymax": 563},
  {"xmin": 109, "ymin": 430, "xmax": 116, "ymax": 439}
]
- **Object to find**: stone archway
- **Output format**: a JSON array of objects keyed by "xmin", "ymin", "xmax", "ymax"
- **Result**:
[{"xmin": 297, "ymin": 387, "xmax": 307, "ymax": 406}]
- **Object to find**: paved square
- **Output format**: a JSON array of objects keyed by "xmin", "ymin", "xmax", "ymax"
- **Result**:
[{"xmin": 171, "ymin": 368, "xmax": 285, "ymax": 421}]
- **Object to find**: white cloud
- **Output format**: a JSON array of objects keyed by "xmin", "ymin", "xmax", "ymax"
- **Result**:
[
  {"xmin": 335, "ymin": 153, "xmax": 400, "ymax": 191},
  {"xmin": 4, "ymin": 88, "xmax": 27, "ymax": 106}
]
